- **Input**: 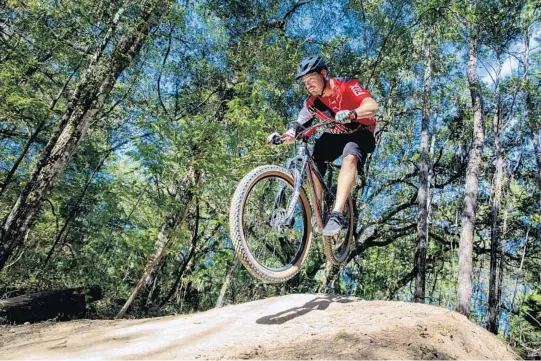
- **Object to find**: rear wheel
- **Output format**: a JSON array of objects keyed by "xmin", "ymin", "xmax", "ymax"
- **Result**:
[
  {"xmin": 229, "ymin": 165, "xmax": 313, "ymax": 283},
  {"xmin": 322, "ymin": 194, "xmax": 354, "ymax": 265}
]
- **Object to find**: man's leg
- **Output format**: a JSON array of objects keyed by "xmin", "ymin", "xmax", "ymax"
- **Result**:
[
  {"xmin": 311, "ymin": 133, "xmax": 337, "ymax": 209},
  {"xmin": 322, "ymin": 140, "xmax": 364, "ymax": 236},
  {"xmin": 333, "ymin": 154, "xmax": 358, "ymax": 212},
  {"xmin": 311, "ymin": 134, "xmax": 342, "ymax": 232}
]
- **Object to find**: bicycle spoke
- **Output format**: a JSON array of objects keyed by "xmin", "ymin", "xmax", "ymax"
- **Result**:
[{"xmin": 242, "ymin": 176, "xmax": 306, "ymax": 271}]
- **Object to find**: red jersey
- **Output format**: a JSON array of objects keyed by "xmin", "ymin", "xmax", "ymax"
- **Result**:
[{"xmin": 296, "ymin": 78, "xmax": 377, "ymax": 134}]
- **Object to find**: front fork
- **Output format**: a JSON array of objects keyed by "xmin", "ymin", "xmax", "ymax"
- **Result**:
[
  {"xmin": 282, "ymin": 155, "xmax": 308, "ymax": 226},
  {"xmin": 274, "ymin": 143, "xmax": 327, "ymax": 233},
  {"xmin": 283, "ymin": 144, "xmax": 328, "ymax": 234}
]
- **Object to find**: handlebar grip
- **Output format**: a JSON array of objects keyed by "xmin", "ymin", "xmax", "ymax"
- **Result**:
[{"xmin": 266, "ymin": 132, "xmax": 282, "ymax": 145}]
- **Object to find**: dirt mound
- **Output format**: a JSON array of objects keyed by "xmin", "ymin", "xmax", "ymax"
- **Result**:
[{"xmin": 0, "ymin": 293, "xmax": 519, "ymax": 360}]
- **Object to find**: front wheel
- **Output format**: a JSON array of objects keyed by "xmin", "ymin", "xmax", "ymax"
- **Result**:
[{"xmin": 229, "ymin": 165, "xmax": 313, "ymax": 283}]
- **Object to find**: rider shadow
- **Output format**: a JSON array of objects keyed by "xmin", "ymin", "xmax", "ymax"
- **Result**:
[{"xmin": 256, "ymin": 294, "xmax": 355, "ymax": 325}]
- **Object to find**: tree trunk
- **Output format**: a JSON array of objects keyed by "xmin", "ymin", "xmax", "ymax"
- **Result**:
[
  {"xmin": 487, "ymin": 57, "xmax": 505, "ymax": 334},
  {"xmin": 215, "ymin": 257, "xmax": 239, "ymax": 308},
  {"xmin": 0, "ymin": 1, "xmax": 171, "ymax": 270},
  {"xmin": 488, "ymin": 115, "xmax": 504, "ymax": 333},
  {"xmin": 414, "ymin": 31, "xmax": 433, "ymax": 303},
  {"xmin": 526, "ymin": 88, "xmax": 541, "ymax": 190},
  {"xmin": 0, "ymin": 121, "xmax": 45, "ymax": 197},
  {"xmin": 511, "ymin": 227, "xmax": 530, "ymax": 311},
  {"xmin": 532, "ymin": 128, "xmax": 541, "ymax": 190},
  {"xmin": 496, "ymin": 157, "xmax": 521, "ymax": 317},
  {"xmin": 522, "ymin": 26, "xmax": 541, "ymax": 190},
  {"xmin": 457, "ymin": 24, "xmax": 484, "ymax": 318},
  {"xmin": 43, "ymin": 149, "xmax": 113, "ymax": 266},
  {"xmin": 0, "ymin": 286, "xmax": 101, "ymax": 324},
  {"xmin": 496, "ymin": 207, "xmax": 508, "ymax": 318},
  {"xmin": 116, "ymin": 173, "xmax": 197, "ymax": 319},
  {"xmin": 159, "ymin": 201, "xmax": 201, "ymax": 308}
]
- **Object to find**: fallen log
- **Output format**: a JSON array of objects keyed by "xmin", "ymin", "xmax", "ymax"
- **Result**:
[{"xmin": 0, "ymin": 286, "xmax": 102, "ymax": 324}]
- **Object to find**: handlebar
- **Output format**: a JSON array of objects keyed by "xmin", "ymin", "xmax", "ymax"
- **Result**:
[
  {"xmin": 267, "ymin": 120, "xmax": 344, "ymax": 146},
  {"xmin": 267, "ymin": 104, "xmax": 361, "ymax": 146},
  {"xmin": 295, "ymin": 121, "xmax": 343, "ymax": 140}
]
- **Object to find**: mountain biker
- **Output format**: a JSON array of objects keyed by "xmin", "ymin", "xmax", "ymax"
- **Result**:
[{"xmin": 279, "ymin": 55, "xmax": 379, "ymax": 236}]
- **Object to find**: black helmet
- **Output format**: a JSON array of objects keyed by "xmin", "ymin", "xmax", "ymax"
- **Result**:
[{"xmin": 295, "ymin": 55, "xmax": 328, "ymax": 80}]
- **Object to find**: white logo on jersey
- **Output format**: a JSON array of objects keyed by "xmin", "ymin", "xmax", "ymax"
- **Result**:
[
  {"xmin": 329, "ymin": 86, "xmax": 343, "ymax": 112},
  {"xmin": 350, "ymin": 84, "xmax": 365, "ymax": 97}
]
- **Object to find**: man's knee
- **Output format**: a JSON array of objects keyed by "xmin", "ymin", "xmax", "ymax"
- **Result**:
[{"xmin": 342, "ymin": 154, "xmax": 358, "ymax": 167}]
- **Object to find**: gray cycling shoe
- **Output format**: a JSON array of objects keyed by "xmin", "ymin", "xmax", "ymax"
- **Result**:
[{"xmin": 322, "ymin": 211, "xmax": 347, "ymax": 236}]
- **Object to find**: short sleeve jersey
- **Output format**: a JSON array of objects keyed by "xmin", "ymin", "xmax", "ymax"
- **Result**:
[{"xmin": 296, "ymin": 78, "xmax": 377, "ymax": 134}]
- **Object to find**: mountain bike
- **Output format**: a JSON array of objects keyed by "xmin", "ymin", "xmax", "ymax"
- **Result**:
[{"xmin": 229, "ymin": 115, "xmax": 356, "ymax": 283}]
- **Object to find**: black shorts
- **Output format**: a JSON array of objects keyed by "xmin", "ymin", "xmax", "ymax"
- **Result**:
[{"xmin": 312, "ymin": 129, "xmax": 376, "ymax": 176}]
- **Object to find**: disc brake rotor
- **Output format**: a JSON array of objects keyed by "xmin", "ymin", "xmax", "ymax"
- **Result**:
[{"xmin": 270, "ymin": 208, "xmax": 289, "ymax": 236}]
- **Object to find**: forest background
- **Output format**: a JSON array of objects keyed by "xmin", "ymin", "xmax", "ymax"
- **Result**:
[{"xmin": 1, "ymin": 0, "xmax": 541, "ymax": 358}]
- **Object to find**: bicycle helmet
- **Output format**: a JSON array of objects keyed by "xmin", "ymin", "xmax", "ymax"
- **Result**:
[{"xmin": 295, "ymin": 55, "xmax": 328, "ymax": 80}]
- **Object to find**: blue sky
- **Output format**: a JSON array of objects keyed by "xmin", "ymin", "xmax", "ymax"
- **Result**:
[{"xmin": 480, "ymin": 29, "xmax": 540, "ymax": 84}]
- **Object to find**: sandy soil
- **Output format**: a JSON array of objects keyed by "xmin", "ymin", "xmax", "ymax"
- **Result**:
[{"xmin": 0, "ymin": 293, "xmax": 520, "ymax": 360}]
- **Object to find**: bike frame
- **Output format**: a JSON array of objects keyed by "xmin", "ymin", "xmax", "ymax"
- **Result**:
[{"xmin": 278, "ymin": 122, "xmax": 341, "ymax": 233}]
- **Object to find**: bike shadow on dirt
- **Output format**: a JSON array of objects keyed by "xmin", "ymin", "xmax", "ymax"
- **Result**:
[{"xmin": 256, "ymin": 294, "xmax": 355, "ymax": 325}]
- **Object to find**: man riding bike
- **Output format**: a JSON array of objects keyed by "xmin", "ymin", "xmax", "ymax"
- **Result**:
[{"xmin": 278, "ymin": 55, "xmax": 379, "ymax": 236}]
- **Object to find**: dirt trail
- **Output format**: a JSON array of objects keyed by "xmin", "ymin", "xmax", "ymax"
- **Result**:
[{"xmin": 0, "ymin": 293, "xmax": 520, "ymax": 360}]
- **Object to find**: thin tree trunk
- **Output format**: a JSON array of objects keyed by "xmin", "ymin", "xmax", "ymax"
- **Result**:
[
  {"xmin": 215, "ymin": 257, "xmax": 239, "ymax": 308},
  {"xmin": 522, "ymin": 26, "xmax": 541, "ymax": 189},
  {"xmin": 386, "ymin": 268, "xmax": 416, "ymax": 300},
  {"xmin": 1, "ymin": 62, "xmax": 83, "ymax": 198},
  {"xmin": 532, "ymin": 129, "xmax": 541, "ymax": 189},
  {"xmin": 437, "ymin": 245, "xmax": 444, "ymax": 305},
  {"xmin": 511, "ymin": 227, "xmax": 530, "ymax": 311},
  {"xmin": 116, "ymin": 201, "xmax": 192, "ymax": 318},
  {"xmin": 496, "ymin": 207, "xmax": 508, "ymax": 319},
  {"xmin": 488, "ymin": 60, "xmax": 504, "ymax": 334},
  {"xmin": 145, "ymin": 257, "xmax": 167, "ymax": 308},
  {"xmin": 457, "ymin": 23, "xmax": 485, "ymax": 318},
  {"xmin": 526, "ymin": 88, "xmax": 541, "ymax": 189},
  {"xmin": 116, "ymin": 171, "xmax": 198, "ymax": 318},
  {"xmin": 43, "ymin": 149, "xmax": 113, "ymax": 266},
  {"xmin": 473, "ymin": 246, "xmax": 485, "ymax": 314},
  {"xmin": 414, "ymin": 31, "xmax": 433, "ymax": 303},
  {"xmin": 0, "ymin": 1, "xmax": 171, "ymax": 270},
  {"xmin": 496, "ymin": 156, "xmax": 522, "ymax": 316},
  {"xmin": 0, "ymin": 122, "xmax": 45, "ymax": 197},
  {"xmin": 488, "ymin": 156, "xmax": 504, "ymax": 333},
  {"xmin": 159, "ymin": 201, "xmax": 202, "ymax": 308}
]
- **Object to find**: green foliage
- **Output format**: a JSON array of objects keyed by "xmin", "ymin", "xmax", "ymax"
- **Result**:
[
  {"xmin": 0, "ymin": 1, "xmax": 540, "ymax": 357},
  {"xmin": 522, "ymin": 293, "xmax": 541, "ymax": 331}
]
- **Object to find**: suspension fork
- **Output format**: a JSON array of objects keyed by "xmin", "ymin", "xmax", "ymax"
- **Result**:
[
  {"xmin": 282, "ymin": 154, "xmax": 308, "ymax": 225},
  {"xmin": 271, "ymin": 152, "xmax": 303, "ymax": 213},
  {"xmin": 306, "ymin": 159, "xmax": 330, "ymax": 233}
]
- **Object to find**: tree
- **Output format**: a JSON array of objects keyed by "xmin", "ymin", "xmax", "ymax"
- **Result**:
[
  {"xmin": 484, "ymin": 0, "xmax": 524, "ymax": 334},
  {"xmin": 414, "ymin": 24, "xmax": 434, "ymax": 304},
  {"xmin": 0, "ymin": 0, "xmax": 173, "ymax": 270},
  {"xmin": 457, "ymin": 4, "xmax": 485, "ymax": 318}
]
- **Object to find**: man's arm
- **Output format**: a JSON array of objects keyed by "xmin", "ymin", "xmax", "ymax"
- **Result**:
[
  {"xmin": 335, "ymin": 80, "xmax": 378, "ymax": 125},
  {"xmin": 282, "ymin": 100, "xmax": 314, "ymax": 143},
  {"xmin": 354, "ymin": 97, "xmax": 379, "ymax": 119}
]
